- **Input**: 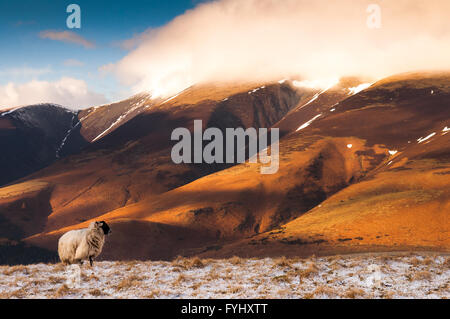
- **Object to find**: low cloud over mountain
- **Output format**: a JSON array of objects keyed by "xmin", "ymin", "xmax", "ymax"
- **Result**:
[
  {"xmin": 104, "ymin": 0, "xmax": 450, "ymax": 98},
  {"xmin": 0, "ymin": 77, "xmax": 108, "ymax": 110}
]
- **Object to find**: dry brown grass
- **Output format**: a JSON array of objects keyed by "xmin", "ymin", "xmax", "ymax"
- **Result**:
[
  {"xmin": 275, "ymin": 288, "xmax": 291, "ymax": 297},
  {"xmin": 48, "ymin": 276, "xmax": 65, "ymax": 285},
  {"xmin": 8, "ymin": 288, "xmax": 27, "ymax": 299},
  {"xmin": 55, "ymin": 284, "xmax": 70, "ymax": 298},
  {"xmin": 423, "ymin": 257, "xmax": 434, "ymax": 266},
  {"xmin": 144, "ymin": 289, "xmax": 160, "ymax": 298},
  {"xmin": 274, "ymin": 256, "xmax": 292, "ymax": 268},
  {"xmin": 114, "ymin": 274, "xmax": 143, "ymax": 291},
  {"xmin": 411, "ymin": 271, "xmax": 432, "ymax": 281},
  {"xmin": 442, "ymin": 257, "xmax": 450, "ymax": 269},
  {"xmin": 174, "ymin": 274, "xmax": 189, "ymax": 286},
  {"xmin": 115, "ymin": 278, "xmax": 134, "ymax": 291},
  {"xmin": 82, "ymin": 273, "xmax": 100, "ymax": 282},
  {"xmin": 228, "ymin": 285, "xmax": 243, "ymax": 294},
  {"xmin": 189, "ymin": 282, "xmax": 202, "ymax": 290},
  {"xmin": 272, "ymin": 275, "xmax": 291, "ymax": 283},
  {"xmin": 298, "ymin": 262, "xmax": 319, "ymax": 279},
  {"xmin": 53, "ymin": 263, "xmax": 66, "ymax": 272},
  {"xmin": 229, "ymin": 256, "xmax": 242, "ymax": 265},
  {"xmin": 171, "ymin": 256, "xmax": 205, "ymax": 270},
  {"xmin": 310, "ymin": 285, "xmax": 337, "ymax": 298},
  {"xmin": 343, "ymin": 288, "xmax": 366, "ymax": 299},
  {"xmin": 89, "ymin": 289, "xmax": 103, "ymax": 297},
  {"xmin": 410, "ymin": 257, "xmax": 421, "ymax": 266},
  {"xmin": 207, "ymin": 268, "xmax": 220, "ymax": 281},
  {"xmin": 2, "ymin": 265, "xmax": 28, "ymax": 276},
  {"xmin": 380, "ymin": 290, "xmax": 396, "ymax": 299}
]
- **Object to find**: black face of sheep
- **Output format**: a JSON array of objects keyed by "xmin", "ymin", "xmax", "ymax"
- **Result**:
[{"xmin": 98, "ymin": 221, "xmax": 111, "ymax": 235}]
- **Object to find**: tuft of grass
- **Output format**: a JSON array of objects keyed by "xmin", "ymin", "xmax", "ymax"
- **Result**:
[
  {"xmin": 229, "ymin": 256, "xmax": 242, "ymax": 265},
  {"xmin": 343, "ymin": 288, "xmax": 366, "ymax": 299},
  {"xmin": 55, "ymin": 284, "xmax": 70, "ymax": 298},
  {"xmin": 115, "ymin": 278, "xmax": 134, "ymax": 291},
  {"xmin": 144, "ymin": 290, "xmax": 160, "ymax": 299},
  {"xmin": 53, "ymin": 263, "xmax": 66, "ymax": 272},
  {"xmin": 171, "ymin": 256, "xmax": 205, "ymax": 270},
  {"xmin": 3, "ymin": 265, "xmax": 28, "ymax": 276},
  {"xmin": 422, "ymin": 257, "xmax": 434, "ymax": 266},
  {"xmin": 310, "ymin": 285, "xmax": 337, "ymax": 298},
  {"xmin": 190, "ymin": 257, "xmax": 205, "ymax": 268},
  {"xmin": 174, "ymin": 274, "xmax": 189, "ymax": 286},
  {"xmin": 8, "ymin": 288, "xmax": 27, "ymax": 299},
  {"xmin": 298, "ymin": 262, "xmax": 319, "ymax": 279},
  {"xmin": 442, "ymin": 257, "xmax": 450, "ymax": 269},
  {"xmin": 48, "ymin": 276, "xmax": 65, "ymax": 285},
  {"xmin": 114, "ymin": 275, "xmax": 143, "ymax": 291},
  {"xmin": 228, "ymin": 285, "xmax": 243, "ymax": 294},
  {"xmin": 89, "ymin": 289, "xmax": 103, "ymax": 297},
  {"xmin": 274, "ymin": 256, "xmax": 292, "ymax": 268},
  {"xmin": 273, "ymin": 275, "xmax": 291, "ymax": 283},
  {"xmin": 411, "ymin": 271, "xmax": 432, "ymax": 281},
  {"xmin": 410, "ymin": 257, "xmax": 421, "ymax": 266}
]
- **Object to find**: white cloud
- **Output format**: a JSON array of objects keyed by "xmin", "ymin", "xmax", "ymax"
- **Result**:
[
  {"xmin": 39, "ymin": 30, "xmax": 95, "ymax": 49},
  {"xmin": 63, "ymin": 59, "xmax": 85, "ymax": 67},
  {"xmin": 0, "ymin": 67, "xmax": 52, "ymax": 78},
  {"xmin": 105, "ymin": 0, "xmax": 450, "ymax": 98},
  {"xmin": 0, "ymin": 77, "xmax": 108, "ymax": 110}
]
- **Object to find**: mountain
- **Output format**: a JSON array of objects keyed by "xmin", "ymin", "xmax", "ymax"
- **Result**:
[
  {"xmin": 0, "ymin": 104, "xmax": 83, "ymax": 187},
  {"xmin": 0, "ymin": 82, "xmax": 307, "ymax": 263},
  {"xmin": 1, "ymin": 72, "xmax": 449, "ymax": 263}
]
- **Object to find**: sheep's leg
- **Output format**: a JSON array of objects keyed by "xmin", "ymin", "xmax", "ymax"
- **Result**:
[{"xmin": 89, "ymin": 256, "xmax": 94, "ymax": 267}]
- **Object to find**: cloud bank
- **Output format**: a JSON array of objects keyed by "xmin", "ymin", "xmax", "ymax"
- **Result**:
[
  {"xmin": 40, "ymin": 30, "xmax": 95, "ymax": 49},
  {"xmin": 106, "ymin": 0, "xmax": 450, "ymax": 98},
  {"xmin": 0, "ymin": 67, "xmax": 52, "ymax": 78},
  {"xmin": 0, "ymin": 77, "xmax": 108, "ymax": 110},
  {"xmin": 63, "ymin": 59, "xmax": 85, "ymax": 67}
]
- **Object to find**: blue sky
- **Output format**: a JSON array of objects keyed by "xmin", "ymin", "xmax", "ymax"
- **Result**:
[{"xmin": 0, "ymin": 0, "xmax": 203, "ymax": 105}]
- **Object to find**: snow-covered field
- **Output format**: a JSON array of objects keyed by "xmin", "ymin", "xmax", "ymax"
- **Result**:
[{"xmin": 0, "ymin": 253, "xmax": 448, "ymax": 299}]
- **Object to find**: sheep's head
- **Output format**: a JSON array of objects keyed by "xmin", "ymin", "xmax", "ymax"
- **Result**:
[{"xmin": 91, "ymin": 221, "xmax": 112, "ymax": 235}]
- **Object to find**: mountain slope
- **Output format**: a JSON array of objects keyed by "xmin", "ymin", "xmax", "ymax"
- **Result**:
[
  {"xmin": 0, "ymin": 104, "xmax": 84, "ymax": 186},
  {"xmin": 0, "ymin": 82, "xmax": 305, "ymax": 263},
  {"xmin": 2, "ymin": 72, "xmax": 449, "ymax": 263}
]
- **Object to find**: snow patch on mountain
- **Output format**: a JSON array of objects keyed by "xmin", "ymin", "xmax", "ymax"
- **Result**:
[
  {"xmin": 348, "ymin": 83, "xmax": 372, "ymax": 95},
  {"xmin": 296, "ymin": 114, "xmax": 322, "ymax": 132},
  {"xmin": 92, "ymin": 97, "xmax": 149, "ymax": 142},
  {"xmin": 417, "ymin": 133, "xmax": 436, "ymax": 144}
]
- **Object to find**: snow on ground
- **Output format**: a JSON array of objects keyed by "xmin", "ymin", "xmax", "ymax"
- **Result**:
[
  {"xmin": 296, "ymin": 114, "xmax": 322, "ymax": 132},
  {"xmin": 0, "ymin": 253, "xmax": 448, "ymax": 299},
  {"xmin": 248, "ymin": 86, "xmax": 266, "ymax": 94},
  {"xmin": 92, "ymin": 98, "xmax": 149, "ymax": 142},
  {"xmin": 0, "ymin": 108, "xmax": 19, "ymax": 116},
  {"xmin": 348, "ymin": 83, "xmax": 372, "ymax": 95},
  {"xmin": 417, "ymin": 133, "xmax": 436, "ymax": 144}
]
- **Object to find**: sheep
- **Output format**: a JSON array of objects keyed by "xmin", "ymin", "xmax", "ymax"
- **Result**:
[{"xmin": 58, "ymin": 221, "xmax": 111, "ymax": 267}]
